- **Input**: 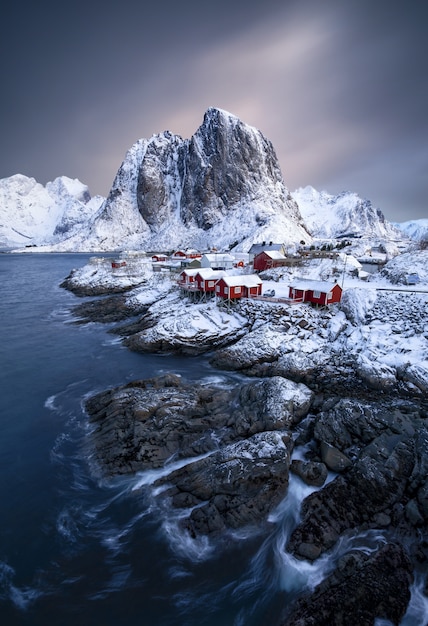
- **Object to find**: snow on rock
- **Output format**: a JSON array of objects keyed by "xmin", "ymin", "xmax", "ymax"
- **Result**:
[
  {"xmin": 379, "ymin": 249, "xmax": 428, "ymax": 285},
  {"xmin": 355, "ymin": 354, "xmax": 397, "ymax": 391},
  {"xmin": 61, "ymin": 254, "xmax": 153, "ymax": 295},
  {"xmin": 124, "ymin": 290, "xmax": 249, "ymax": 355},
  {"xmin": 340, "ymin": 288, "xmax": 378, "ymax": 325}
]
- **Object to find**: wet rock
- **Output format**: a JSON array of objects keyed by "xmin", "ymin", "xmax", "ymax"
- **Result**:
[
  {"xmin": 290, "ymin": 459, "xmax": 328, "ymax": 487},
  {"xmin": 155, "ymin": 431, "xmax": 292, "ymax": 536},
  {"xmin": 85, "ymin": 374, "xmax": 311, "ymax": 478},
  {"xmin": 287, "ymin": 431, "xmax": 416, "ymax": 560},
  {"xmin": 282, "ymin": 543, "xmax": 413, "ymax": 626},
  {"xmin": 320, "ymin": 441, "xmax": 352, "ymax": 472},
  {"xmin": 71, "ymin": 294, "xmax": 145, "ymax": 324}
]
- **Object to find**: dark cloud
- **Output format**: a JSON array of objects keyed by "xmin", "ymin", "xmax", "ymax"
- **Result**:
[{"xmin": 1, "ymin": 0, "xmax": 427, "ymax": 221}]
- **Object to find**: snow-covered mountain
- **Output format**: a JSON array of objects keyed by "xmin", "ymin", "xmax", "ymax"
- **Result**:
[
  {"xmin": 0, "ymin": 174, "xmax": 103, "ymax": 248},
  {"xmin": 2, "ymin": 110, "xmax": 412, "ymax": 254},
  {"xmin": 292, "ymin": 186, "xmax": 403, "ymax": 241},
  {"xmin": 392, "ymin": 219, "xmax": 428, "ymax": 242},
  {"xmin": 39, "ymin": 108, "xmax": 309, "ymax": 253}
]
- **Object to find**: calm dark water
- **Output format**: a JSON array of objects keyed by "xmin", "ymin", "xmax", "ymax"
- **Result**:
[
  {"xmin": 0, "ymin": 254, "xmax": 293, "ymax": 626},
  {"xmin": 0, "ymin": 254, "xmax": 425, "ymax": 626}
]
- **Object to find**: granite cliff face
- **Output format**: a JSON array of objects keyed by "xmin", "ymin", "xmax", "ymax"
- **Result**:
[{"xmin": 53, "ymin": 108, "xmax": 309, "ymax": 251}]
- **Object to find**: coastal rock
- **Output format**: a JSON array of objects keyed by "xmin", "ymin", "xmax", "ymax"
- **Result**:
[
  {"xmin": 288, "ymin": 400, "xmax": 428, "ymax": 560},
  {"xmin": 155, "ymin": 431, "xmax": 292, "ymax": 536},
  {"xmin": 290, "ymin": 459, "xmax": 328, "ymax": 487},
  {"xmin": 282, "ymin": 542, "xmax": 413, "ymax": 626},
  {"xmin": 122, "ymin": 292, "xmax": 249, "ymax": 355},
  {"xmin": 71, "ymin": 294, "xmax": 146, "ymax": 323},
  {"xmin": 85, "ymin": 374, "xmax": 312, "ymax": 478},
  {"xmin": 319, "ymin": 441, "xmax": 352, "ymax": 472}
]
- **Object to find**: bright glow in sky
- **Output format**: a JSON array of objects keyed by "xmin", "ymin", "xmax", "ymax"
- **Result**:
[{"xmin": 1, "ymin": 0, "xmax": 427, "ymax": 221}]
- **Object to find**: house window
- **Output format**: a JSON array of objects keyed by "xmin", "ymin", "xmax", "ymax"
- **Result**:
[
  {"xmin": 216, "ymin": 285, "xmax": 220, "ymax": 292},
  {"xmin": 328, "ymin": 291, "xmax": 333, "ymax": 298},
  {"xmin": 313, "ymin": 290, "xmax": 321, "ymax": 298},
  {"xmin": 208, "ymin": 281, "xmax": 214, "ymax": 287},
  {"xmin": 224, "ymin": 287, "xmax": 229, "ymax": 295},
  {"xmin": 235, "ymin": 286, "xmax": 241, "ymax": 294}
]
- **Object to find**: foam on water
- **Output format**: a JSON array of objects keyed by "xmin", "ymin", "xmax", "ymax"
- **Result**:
[{"xmin": 400, "ymin": 573, "xmax": 428, "ymax": 626}]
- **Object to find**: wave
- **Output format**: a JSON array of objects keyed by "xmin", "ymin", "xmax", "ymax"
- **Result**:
[
  {"xmin": 400, "ymin": 572, "xmax": 428, "ymax": 626},
  {"xmin": 0, "ymin": 560, "xmax": 45, "ymax": 611}
]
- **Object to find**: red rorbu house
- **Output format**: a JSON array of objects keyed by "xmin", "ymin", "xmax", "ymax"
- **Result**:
[
  {"xmin": 215, "ymin": 275, "xmax": 263, "ymax": 300},
  {"xmin": 177, "ymin": 268, "xmax": 199, "ymax": 291},
  {"xmin": 177, "ymin": 268, "xmax": 200, "ymax": 291},
  {"xmin": 194, "ymin": 269, "xmax": 225, "ymax": 294},
  {"xmin": 253, "ymin": 250, "xmax": 287, "ymax": 272},
  {"xmin": 172, "ymin": 250, "xmax": 187, "ymax": 260},
  {"xmin": 288, "ymin": 279, "xmax": 342, "ymax": 306}
]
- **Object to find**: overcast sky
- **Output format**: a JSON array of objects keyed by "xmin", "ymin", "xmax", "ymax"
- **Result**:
[{"xmin": 1, "ymin": 0, "xmax": 427, "ymax": 222}]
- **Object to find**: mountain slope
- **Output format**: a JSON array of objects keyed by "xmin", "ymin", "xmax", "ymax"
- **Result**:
[
  {"xmin": 0, "ymin": 174, "xmax": 103, "ymax": 248},
  {"xmin": 45, "ymin": 108, "xmax": 309, "ymax": 252},
  {"xmin": 393, "ymin": 219, "xmax": 428, "ymax": 242},
  {"xmin": 292, "ymin": 186, "xmax": 402, "ymax": 240}
]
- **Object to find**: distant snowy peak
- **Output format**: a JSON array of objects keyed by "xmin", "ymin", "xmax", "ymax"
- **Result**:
[
  {"xmin": 55, "ymin": 107, "xmax": 309, "ymax": 252},
  {"xmin": 393, "ymin": 219, "xmax": 428, "ymax": 241},
  {"xmin": 293, "ymin": 185, "xmax": 402, "ymax": 240},
  {"xmin": 0, "ymin": 174, "xmax": 103, "ymax": 248}
]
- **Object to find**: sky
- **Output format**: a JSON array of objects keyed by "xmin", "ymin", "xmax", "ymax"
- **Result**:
[{"xmin": 1, "ymin": 0, "xmax": 427, "ymax": 222}]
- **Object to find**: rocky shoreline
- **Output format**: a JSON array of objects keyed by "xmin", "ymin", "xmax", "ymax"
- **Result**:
[{"xmin": 62, "ymin": 275, "xmax": 428, "ymax": 625}]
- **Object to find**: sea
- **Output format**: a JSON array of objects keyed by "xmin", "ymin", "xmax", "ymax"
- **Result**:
[{"xmin": 0, "ymin": 253, "xmax": 426, "ymax": 626}]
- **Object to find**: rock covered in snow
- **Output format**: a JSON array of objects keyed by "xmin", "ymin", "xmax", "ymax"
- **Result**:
[{"xmin": 379, "ymin": 248, "xmax": 428, "ymax": 284}]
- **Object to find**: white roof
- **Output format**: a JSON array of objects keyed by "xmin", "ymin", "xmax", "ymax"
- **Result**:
[
  {"xmin": 202, "ymin": 253, "xmax": 235, "ymax": 262},
  {"xmin": 221, "ymin": 274, "xmax": 262, "ymax": 287},
  {"xmin": 180, "ymin": 268, "xmax": 200, "ymax": 277},
  {"xmin": 196, "ymin": 269, "xmax": 226, "ymax": 279},
  {"xmin": 289, "ymin": 278, "xmax": 340, "ymax": 292},
  {"xmin": 263, "ymin": 250, "xmax": 287, "ymax": 260}
]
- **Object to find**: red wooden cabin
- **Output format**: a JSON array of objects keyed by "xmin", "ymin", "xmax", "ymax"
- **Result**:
[
  {"xmin": 288, "ymin": 280, "xmax": 342, "ymax": 305},
  {"xmin": 253, "ymin": 250, "xmax": 287, "ymax": 272},
  {"xmin": 215, "ymin": 275, "xmax": 263, "ymax": 299}
]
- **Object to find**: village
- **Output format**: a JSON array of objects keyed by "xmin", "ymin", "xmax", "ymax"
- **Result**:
[{"xmin": 111, "ymin": 242, "xmax": 358, "ymax": 309}]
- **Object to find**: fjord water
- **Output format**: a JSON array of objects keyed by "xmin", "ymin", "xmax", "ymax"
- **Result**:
[
  {"xmin": 0, "ymin": 254, "xmax": 425, "ymax": 626},
  {"xmin": 0, "ymin": 253, "xmax": 292, "ymax": 625}
]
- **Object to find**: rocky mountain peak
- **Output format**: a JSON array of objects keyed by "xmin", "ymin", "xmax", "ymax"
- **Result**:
[{"xmin": 83, "ymin": 107, "xmax": 308, "ymax": 251}]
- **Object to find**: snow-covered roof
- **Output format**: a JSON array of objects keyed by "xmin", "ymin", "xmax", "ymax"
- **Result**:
[
  {"xmin": 195, "ymin": 268, "xmax": 226, "ymax": 279},
  {"xmin": 289, "ymin": 278, "xmax": 341, "ymax": 293},
  {"xmin": 263, "ymin": 250, "xmax": 287, "ymax": 260},
  {"xmin": 220, "ymin": 274, "xmax": 262, "ymax": 287},
  {"xmin": 202, "ymin": 253, "xmax": 235, "ymax": 262},
  {"xmin": 180, "ymin": 268, "xmax": 200, "ymax": 277}
]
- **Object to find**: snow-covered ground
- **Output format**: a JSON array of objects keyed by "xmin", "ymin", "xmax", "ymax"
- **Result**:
[{"xmin": 63, "ymin": 249, "xmax": 428, "ymax": 394}]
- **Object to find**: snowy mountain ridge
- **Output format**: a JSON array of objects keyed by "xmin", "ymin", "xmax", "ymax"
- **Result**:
[
  {"xmin": 291, "ymin": 185, "xmax": 403, "ymax": 241},
  {"xmin": 1, "ymin": 109, "xmax": 417, "ymax": 253},
  {"xmin": 392, "ymin": 218, "xmax": 428, "ymax": 242},
  {"xmin": 0, "ymin": 174, "xmax": 103, "ymax": 248},
  {"xmin": 45, "ymin": 108, "xmax": 309, "ymax": 252}
]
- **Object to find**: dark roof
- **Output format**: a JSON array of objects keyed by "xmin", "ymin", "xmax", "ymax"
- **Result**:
[{"xmin": 249, "ymin": 243, "xmax": 284, "ymax": 255}]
